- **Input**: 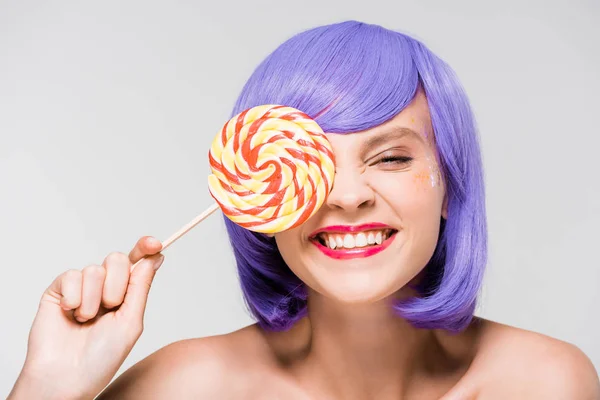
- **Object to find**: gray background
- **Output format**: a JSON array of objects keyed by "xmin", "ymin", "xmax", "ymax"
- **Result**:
[{"xmin": 1, "ymin": 0, "xmax": 598, "ymax": 395}]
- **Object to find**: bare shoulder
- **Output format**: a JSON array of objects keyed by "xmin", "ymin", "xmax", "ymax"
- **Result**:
[
  {"xmin": 97, "ymin": 324, "xmax": 268, "ymax": 399},
  {"xmin": 473, "ymin": 318, "xmax": 600, "ymax": 399}
]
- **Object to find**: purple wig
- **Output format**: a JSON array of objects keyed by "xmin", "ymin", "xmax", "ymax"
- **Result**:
[{"xmin": 222, "ymin": 20, "xmax": 487, "ymax": 334}]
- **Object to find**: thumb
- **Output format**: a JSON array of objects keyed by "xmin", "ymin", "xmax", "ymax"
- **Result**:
[{"xmin": 120, "ymin": 253, "xmax": 164, "ymax": 320}]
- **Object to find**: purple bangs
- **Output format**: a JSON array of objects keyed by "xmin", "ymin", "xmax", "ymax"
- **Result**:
[{"xmin": 222, "ymin": 20, "xmax": 487, "ymax": 333}]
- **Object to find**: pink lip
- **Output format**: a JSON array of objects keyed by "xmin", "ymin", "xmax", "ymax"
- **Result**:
[
  {"xmin": 309, "ymin": 222, "xmax": 393, "ymax": 237},
  {"xmin": 310, "ymin": 230, "xmax": 398, "ymax": 260}
]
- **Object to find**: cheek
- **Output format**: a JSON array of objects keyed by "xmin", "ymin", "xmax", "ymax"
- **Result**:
[
  {"xmin": 413, "ymin": 156, "xmax": 443, "ymax": 191},
  {"xmin": 274, "ymin": 232, "xmax": 323, "ymax": 291},
  {"xmin": 273, "ymin": 230, "xmax": 309, "ymax": 275},
  {"xmin": 274, "ymin": 230, "xmax": 299, "ymax": 258},
  {"xmin": 375, "ymin": 167, "xmax": 444, "ymax": 212},
  {"xmin": 376, "ymin": 170, "xmax": 444, "ymax": 264}
]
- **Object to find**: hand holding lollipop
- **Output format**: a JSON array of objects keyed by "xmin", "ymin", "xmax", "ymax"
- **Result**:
[
  {"xmin": 130, "ymin": 104, "xmax": 335, "ymax": 268},
  {"xmin": 9, "ymin": 105, "xmax": 335, "ymax": 400}
]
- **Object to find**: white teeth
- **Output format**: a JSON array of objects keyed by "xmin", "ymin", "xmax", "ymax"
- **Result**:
[
  {"xmin": 355, "ymin": 232, "xmax": 368, "ymax": 247},
  {"xmin": 317, "ymin": 229, "xmax": 394, "ymax": 250},
  {"xmin": 375, "ymin": 231, "xmax": 382, "ymax": 245},
  {"xmin": 328, "ymin": 236, "xmax": 337, "ymax": 250},
  {"xmin": 343, "ymin": 234, "xmax": 355, "ymax": 248},
  {"xmin": 367, "ymin": 232, "xmax": 375, "ymax": 245}
]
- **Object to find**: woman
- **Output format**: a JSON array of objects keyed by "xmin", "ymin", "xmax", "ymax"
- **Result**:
[{"xmin": 9, "ymin": 20, "xmax": 599, "ymax": 399}]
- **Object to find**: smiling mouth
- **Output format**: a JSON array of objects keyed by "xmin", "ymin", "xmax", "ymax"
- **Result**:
[
  {"xmin": 309, "ymin": 229, "xmax": 398, "ymax": 250},
  {"xmin": 308, "ymin": 229, "xmax": 399, "ymax": 260}
]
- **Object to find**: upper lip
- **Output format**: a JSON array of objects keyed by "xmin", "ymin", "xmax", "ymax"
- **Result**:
[{"xmin": 308, "ymin": 222, "xmax": 396, "ymax": 238}]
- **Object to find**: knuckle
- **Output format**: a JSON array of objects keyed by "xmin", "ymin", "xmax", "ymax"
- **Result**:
[
  {"xmin": 83, "ymin": 264, "xmax": 106, "ymax": 277},
  {"xmin": 76, "ymin": 305, "xmax": 97, "ymax": 318},
  {"xmin": 81, "ymin": 264, "xmax": 96, "ymax": 273},
  {"xmin": 104, "ymin": 251, "xmax": 128, "ymax": 266},
  {"xmin": 63, "ymin": 269, "xmax": 81, "ymax": 281},
  {"xmin": 102, "ymin": 295, "xmax": 123, "ymax": 309},
  {"xmin": 62, "ymin": 297, "xmax": 78, "ymax": 308},
  {"xmin": 77, "ymin": 309, "xmax": 96, "ymax": 320}
]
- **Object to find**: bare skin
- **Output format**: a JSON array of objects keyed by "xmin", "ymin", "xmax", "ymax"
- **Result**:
[
  {"xmin": 96, "ymin": 315, "xmax": 599, "ymax": 399},
  {"xmin": 8, "ymin": 234, "xmax": 599, "ymax": 399},
  {"xmin": 8, "ymin": 236, "xmax": 165, "ymax": 400},
  {"xmin": 9, "ymin": 88, "xmax": 599, "ymax": 398}
]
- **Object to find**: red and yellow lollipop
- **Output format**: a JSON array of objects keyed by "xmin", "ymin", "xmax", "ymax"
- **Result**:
[
  {"xmin": 208, "ymin": 105, "xmax": 335, "ymax": 233},
  {"xmin": 131, "ymin": 105, "xmax": 335, "ymax": 271}
]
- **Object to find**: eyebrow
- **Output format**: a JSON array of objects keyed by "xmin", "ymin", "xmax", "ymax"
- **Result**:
[{"xmin": 360, "ymin": 127, "xmax": 424, "ymax": 153}]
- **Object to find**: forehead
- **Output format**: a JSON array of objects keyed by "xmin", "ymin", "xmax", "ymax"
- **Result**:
[{"xmin": 324, "ymin": 87, "xmax": 434, "ymax": 149}]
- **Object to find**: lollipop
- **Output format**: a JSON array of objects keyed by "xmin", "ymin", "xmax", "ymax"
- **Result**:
[
  {"xmin": 208, "ymin": 104, "xmax": 335, "ymax": 233},
  {"xmin": 130, "ymin": 105, "xmax": 335, "ymax": 271}
]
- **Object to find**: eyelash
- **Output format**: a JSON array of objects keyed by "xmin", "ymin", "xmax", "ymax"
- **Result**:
[{"xmin": 376, "ymin": 156, "xmax": 413, "ymax": 166}]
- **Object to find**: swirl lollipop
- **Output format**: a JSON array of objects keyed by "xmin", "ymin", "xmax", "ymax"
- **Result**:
[
  {"xmin": 208, "ymin": 104, "xmax": 335, "ymax": 233},
  {"xmin": 130, "ymin": 105, "xmax": 335, "ymax": 271}
]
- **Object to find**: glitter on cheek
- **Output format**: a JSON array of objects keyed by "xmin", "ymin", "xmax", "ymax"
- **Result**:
[
  {"xmin": 412, "ymin": 170, "xmax": 431, "ymax": 193},
  {"xmin": 425, "ymin": 155, "xmax": 443, "ymax": 188},
  {"xmin": 413, "ymin": 171, "xmax": 429, "ymax": 184},
  {"xmin": 407, "ymin": 117, "xmax": 442, "ymax": 189},
  {"xmin": 411, "ymin": 155, "xmax": 442, "ymax": 190}
]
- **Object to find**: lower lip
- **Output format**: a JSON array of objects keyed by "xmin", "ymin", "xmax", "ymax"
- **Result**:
[{"xmin": 311, "ymin": 232, "xmax": 397, "ymax": 260}]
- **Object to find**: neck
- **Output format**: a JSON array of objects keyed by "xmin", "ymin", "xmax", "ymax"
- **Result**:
[{"xmin": 279, "ymin": 288, "xmax": 474, "ymax": 399}]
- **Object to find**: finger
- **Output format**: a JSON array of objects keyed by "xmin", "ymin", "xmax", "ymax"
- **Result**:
[
  {"xmin": 119, "ymin": 253, "xmax": 164, "ymax": 321},
  {"xmin": 73, "ymin": 265, "xmax": 106, "ymax": 323},
  {"xmin": 128, "ymin": 236, "xmax": 162, "ymax": 265},
  {"xmin": 54, "ymin": 269, "xmax": 83, "ymax": 310},
  {"xmin": 101, "ymin": 252, "xmax": 130, "ymax": 309}
]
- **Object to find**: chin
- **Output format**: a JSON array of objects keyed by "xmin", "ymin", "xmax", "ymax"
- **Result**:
[{"xmin": 310, "ymin": 270, "xmax": 407, "ymax": 305}]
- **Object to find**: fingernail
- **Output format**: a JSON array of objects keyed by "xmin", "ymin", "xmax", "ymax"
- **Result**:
[{"xmin": 154, "ymin": 255, "xmax": 165, "ymax": 270}]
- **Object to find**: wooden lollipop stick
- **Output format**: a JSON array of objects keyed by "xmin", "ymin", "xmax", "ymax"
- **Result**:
[{"xmin": 130, "ymin": 202, "xmax": 220, "ymax": 272}]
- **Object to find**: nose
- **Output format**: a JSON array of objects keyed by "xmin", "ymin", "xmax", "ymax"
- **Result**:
[{"xmin": 324, "ymin": 167, "xmax": 375, "ymax": 212}]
